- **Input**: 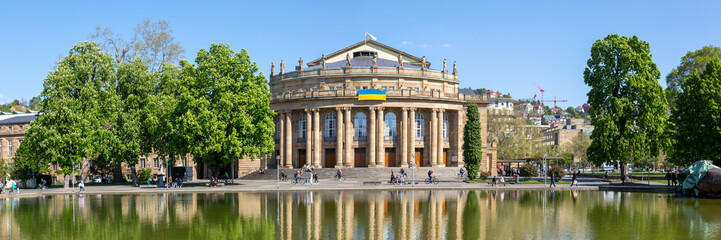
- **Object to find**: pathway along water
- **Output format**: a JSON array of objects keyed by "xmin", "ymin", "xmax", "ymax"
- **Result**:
[{"xmin": 1, "ymin": 190, "xmax": 719, "ymax": 239}]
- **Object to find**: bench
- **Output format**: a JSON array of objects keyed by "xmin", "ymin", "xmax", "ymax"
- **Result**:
[
  {"xmin": 363, "ymin": 181, "xmax": 382, "ymax": 186},
  {"xmin": 488, "ymin": 182, "xmax": 508, "ymax": 186},
  {"xmin": 205, "ymin": 182, "xmax": 225, "ymax": 187}
]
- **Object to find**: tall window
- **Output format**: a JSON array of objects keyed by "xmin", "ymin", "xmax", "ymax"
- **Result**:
[
  {"xmin": 354, "ymin": 112, "xmax": 367, "ymax": 140},
  {"xmin": 385, "ymin": 112, "xmax": 397, "ymax": 140},
  {"xmin": 154, "ymin": 158, "xmax": 159, "ymax": 168},
  {"xmin": 415, "ymin": 113, "xmax": 424, "ymax": 140},
  {"xmin": 7, "ymin": 140, "xmax": 12, "ymax": 156},
  {"xmin": 325, "ymin": 113, "xmax": 337, "ymax": 139},
  {"xmin": 275, "ymin": 118, "xmax": 281, "ymax": 140},
  {"xmin": 443, "ymin": 114, "xmax": 449, "ymax": 141},
  {"xmin": 298, "ymin": 114, "xmax": 307, "ymax": 139},
  {"xmin": 140, "ymin": 158, "xmax": 146, "ymax": 168},
  {"xmin": 182, "ymin": 157, "xmax": 187, "ymax": 167}
]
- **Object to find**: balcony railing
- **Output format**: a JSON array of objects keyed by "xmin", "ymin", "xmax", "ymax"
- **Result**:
[
  {"xmin": 354, "ymin": 136, "xmax": 367, "ymax": 141},
  {"xmin": 384, "ymin": 135, "xmax": 396, "ymax": 141},
  {"xmin": 271, "ymin": 89, "xmax": 488, "ymax": 102},
  {"xmin": 269, "ymin": 67, "xmax": 458, "ymax": 83},
  {"xmin": 324, "ymin": 136, "xmax": 336, "ymax": 142}
]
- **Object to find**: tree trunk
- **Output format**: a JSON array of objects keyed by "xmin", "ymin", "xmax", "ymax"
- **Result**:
[
  {"xmin": 113, "ymin": 164, "xmax": 123, "ymax": 183},
  {"xmin": 63, "ymin": 173, "xmax": 71, "ymax": 189},
  {"xmin": 620, "ymin": 161, "xmax": 628, "ymax": 185},
  {"xmin": 130, "ymin": 164, "xmax": 138, "ymax": 187}
]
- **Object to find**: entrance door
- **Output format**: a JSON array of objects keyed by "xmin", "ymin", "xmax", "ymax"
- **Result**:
[
  {"xmin": 325, "ymin": 149, "xmax": 337, "ymax": 168},
  {"xmin": 443, "ymin": 149, "xmax": 448, "ymax": 166},
  {"xmin": 385, "ymin": 148, "xmax": 396, "ymax": 167},
  {"xmin": 354, "ymin": 148, "xmax": 367, "ymax": 167},
  {"xmin": 298, "ymin": 149, "xmax": 306, "ymax": 168},
  {"xmin": 414, "ymin": 148, "xmax": 423, "ymax": 167}
]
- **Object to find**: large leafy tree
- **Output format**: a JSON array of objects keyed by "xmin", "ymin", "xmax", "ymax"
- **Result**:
[
  {"xmin": 665, "ymin": 46, "xmax": 721, "ymax": 107},
  {"xmin": 583, "ymin": 34, "xmax": 669, "ymax": 178},
  {"xmin": 487, "ymin": 113, "xmax": 549, "ymax": 160},
  {"xmin": 173, "ymin": 43, "xmax": 275, "ymax": 178},
  {"xmin": 463, "ymin": 104, "xmax": 483, "ymax": 180},
  {"xmin": 106, "ymin": 59, "xmax": 156, "ymax": 186},
  {"xmin": 669, "ymin": 59, "xmax": 721, "ymax": 166},
  {"xmin": 16, "ymin": 42, "xmax": 118, "ymax": 188}
]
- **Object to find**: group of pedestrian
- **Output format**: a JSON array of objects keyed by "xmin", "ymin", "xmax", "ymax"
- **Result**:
[
  {"xmin": 209, "ymin": 176, "xmax": 219, "ymax": 187},
  {"xmin": 294, "ymin": 167, "xmax": 319, "ymax": 184},
  {"xmin": 1, "ymin": 180, "xmax": 21, "ymax": 194},
  {"xmin": 666, "ymin": 170, "xmax": 679, "ymax": 186},
  {"xmin": 390, "ymin": 169, "xmax": 407, "ymax": 184}
]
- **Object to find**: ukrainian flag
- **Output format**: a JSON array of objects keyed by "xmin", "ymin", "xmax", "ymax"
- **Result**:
[{"xmin": 358, "ymin": 89, "xmax": 386, "ymax": 101}]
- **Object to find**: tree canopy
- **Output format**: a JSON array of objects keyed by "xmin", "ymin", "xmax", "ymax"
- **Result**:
[
  {"xmin": 171, "ymin": 43, "xmax": 275, "ymax": 176},
  {"xmin": 669, "ymin": 59, "xmax": 721, "ymax": 166},
  {"xmin": 665, "ymin": 45, "xmax": 721, "ymax": 107},
  {"xmin": 16, "ymin": 42, "xmax": 118, "ymax": 187},
  {"xmin": 583, "ymin": 34, "xmax": 669, "ymax": 175}
]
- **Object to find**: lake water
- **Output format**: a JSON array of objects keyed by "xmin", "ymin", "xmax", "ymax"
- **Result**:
[{"xmin": 1, "ymin": 190, "xmax": 719, "ymax": 239}]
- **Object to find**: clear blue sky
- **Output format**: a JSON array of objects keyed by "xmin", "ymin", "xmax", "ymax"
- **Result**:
[{"xmin": 2, "ymin": 0, "xmax": 720, "ymax": 108}]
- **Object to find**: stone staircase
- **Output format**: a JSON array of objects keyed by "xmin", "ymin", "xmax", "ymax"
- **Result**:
[{"xmin": 241, "ymin": 167, "xmax": 464, "ymax": 180}]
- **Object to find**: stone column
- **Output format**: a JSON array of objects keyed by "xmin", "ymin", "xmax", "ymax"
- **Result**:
[
  {"xmin": 437, "ymin": 109, "xmax": 444, "ymax": 167},
  {"xmin": 285, "ymin": 111, "xmax": 293, "ymax": 168},
  {"xmin": 431, "ymin": 109, "xmax": 438, "ymax": 167},
  {"xmin": 313, "ymin": 109, "xmax": 321, "ymax": 168},
  {"xmin": 344, "ymin": 107, "xmax": 353, "ymax": 168},
  {"xmin": 408, "ymin": 108, "xmax": 416, "ymax": 167},
  {"xmin": 368, "ymin": 107, "xmax": 376, "ymax": 167},
  {"xmin": 400, "ymin": 107, "xmax": 408, "ymax": 167},
  {"xmin": 376, "ymin": 107, "xmax": 385, "ymax": 167},
  {"xmin": 306, "ymin": 109, "xmax": 313, "ymax": 166},
  {"xmin": 335, "ymin": 107, "xmax": 344, "ymax": 168},
  {"xmin": 278, "ymin": 112, "xmax": 285, "ymax": 169}
]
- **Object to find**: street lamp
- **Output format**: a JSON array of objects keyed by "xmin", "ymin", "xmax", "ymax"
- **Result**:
[
  {"xmin": 543, "ymin": 153, "xmax": 548, "ymax": 187},
  {"xmin": 276, "ymin": 155, "xmax": 281, "ymax": 189}
]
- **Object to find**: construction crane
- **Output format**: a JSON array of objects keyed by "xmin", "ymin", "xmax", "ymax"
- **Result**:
[
  {"xmin": 533, "ymin": 84, "xmax": 568, "ymax": 107},
  {"xmin": 533, "ymin": 83, "xmax": 545, "ymax": 105}
]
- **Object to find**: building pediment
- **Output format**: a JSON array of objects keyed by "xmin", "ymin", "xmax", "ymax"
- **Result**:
[{"xmin": 307, "ymin": 40, "xmax": 428, "ymax": 68}]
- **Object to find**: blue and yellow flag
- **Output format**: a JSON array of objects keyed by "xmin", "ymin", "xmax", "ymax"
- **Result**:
[{"xmin": 358, "ymin": 89, "xmax": 386, "ymax": 101}]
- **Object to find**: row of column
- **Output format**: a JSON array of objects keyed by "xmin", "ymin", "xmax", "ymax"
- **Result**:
[{"xmin": 277, "ymin": 107, "xmax": 449, "ymax": 168}]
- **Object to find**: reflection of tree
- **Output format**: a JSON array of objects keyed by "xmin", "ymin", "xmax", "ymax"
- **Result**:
[
  {"xmin": 462, "ymin": 192, "xmax": 480, "ymax": 240},
  {"xmin": 12, "ymin": 194, "xmax": 275, "ymax": 239}
]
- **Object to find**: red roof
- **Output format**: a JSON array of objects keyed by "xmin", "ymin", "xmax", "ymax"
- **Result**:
[{"xmin": 495, "ymin": 91, "xmax": 502, "ymax": 95}]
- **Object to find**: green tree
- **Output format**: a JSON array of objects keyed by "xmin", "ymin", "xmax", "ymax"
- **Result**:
[
  {"xmin": 487, "ymin": 114, "xmax": 548, "ymax": 160},
  {"xmin": 669, "ymin": 59, "xmax": 721, "ymax": 166},
  {"xmin": 463, "ymin": 104, "xmax": 483, "ymax": 180},
  {"xmin": 561, "ymin": 131, "xmax": 591, "ymax": 163},
  {"xmin": 16, "ymin": 42, "xmax": 118, "ymax": 188},
  {"xmin": 583, "ymin": 34, "xmax": 669, "ymax": 178},
  {"xmin": 173, "ymin": 43, "xmax": 275, "ymax": 178},
  {"xmin": 665, "ymin": 45, "xmax": 721, "ymax": 107},
  {"xmin": 106, "ymin": 59, "xmax": 157, "ymax": 186}
]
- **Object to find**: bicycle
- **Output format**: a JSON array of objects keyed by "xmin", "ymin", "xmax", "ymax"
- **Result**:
[
  {"xmin": 457, "ymin": 171, "xmax": 467, "ymax": 179},
  {"xmin": 334, "ymin": 174, "xmax": 346, "ymax": 181},
  {"xmin": 425, "ymin": 177, "xmax": 439, "ymax": 185},
  {"xmin": 279, "ymin": 172, "xmax": 288, "ymax": 182},
  {"xmin": 292, "ymin": 178, "xmax": 301, "ymax": 185}
]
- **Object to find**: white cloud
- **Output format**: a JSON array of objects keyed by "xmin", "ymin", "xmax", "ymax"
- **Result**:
[
  {"xmin": 0, "ymin": 93, "xmax": 4, "ymax": 99},
  {"xmin": 401, "ymin": 41, "xmax": 413, "ymax": 46},
  {"xmin": 441, "ymin": 43, "xmax": 452, "ymax": 48},
  {"xmin": 421, "ymin": 43, "xmax": 431, "ymax": 48}
]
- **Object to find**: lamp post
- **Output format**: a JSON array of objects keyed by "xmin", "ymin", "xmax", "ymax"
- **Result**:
[
  {"xmin": 543, "ymin": 154, "xmax": 547, "ymax": 187},
  {"xmin": 276, "ymin": 155, "xmax": 281, "ymax": 189}
]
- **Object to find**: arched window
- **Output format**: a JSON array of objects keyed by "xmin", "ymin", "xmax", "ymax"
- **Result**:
[
  {"xmin": 385, "ymin": 112, "xmax": 396, "ymax": 140},
  {"xmin": 325, "ymin": 113, "xmax": 337, "ymax": 139},
  {"xmin": 354, "ymin": 112, "xmax": 367, "ymax": 140},
  {"xmin": 298, "ymin": 114, "xmax": 307, "ymax": 139},
  {"xmin": 443, "ymin": 114, "xmax": 449, "ymax": 141},
  {"xmin": 415, "ymin": 113, "xmax": 424, "ymax": 140}
]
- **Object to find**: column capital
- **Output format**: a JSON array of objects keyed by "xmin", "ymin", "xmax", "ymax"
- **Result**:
[
  {"xmin": 344, "ymin": 107, "xmax": 352, "ymax": 111},
  {"xmin": 305, "ymin": 108, "xmax": 313, "ymax": 113},
  {"xmin": 376, "ymin": 106, "xmax": 385, "ymax": 111},
  {"xmin": 409, "ymin": 107, "xmax": 417, "ymax": 112},
  {"xmin": 402, "ymin": 107, "xmax": 409, "ymax": 111},
  {"xmin": 335, "ymin": 107, "xmax": 344, "ymax": 111},
  {"xmin": 311, "ymin": 108, "xmax": 320, "ymax": 112}
]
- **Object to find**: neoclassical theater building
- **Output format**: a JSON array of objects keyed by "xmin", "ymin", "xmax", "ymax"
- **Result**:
[{"xmin": 269, "ymin": 40, "xmax": 497, "ymax": 171}]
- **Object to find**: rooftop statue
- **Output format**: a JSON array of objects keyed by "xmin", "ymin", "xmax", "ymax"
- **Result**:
[
  {"xmin": 453, "ymin": 61, "xmax": 457, "ymax": 75},
  {"xmin": 271, "ymin": 62, "xmax": 275, "ymax": 76},
  {"xmin": 398, "ymin": 54, "xmax": 404, "ymax": 68},
  {"xmin": 346, "ymin": 53, "xmax": 351, "ymax": 68},
  {"xmin": 372, "ymin": 54, "xmax": 378, "ymax": 68},
  {"xmin": 421, "ymin": 56, "xmax": 427, "ymax": 70},
  {"xmin": 298, "ymin": 57, "xmax": 303, "ymax": 71},
  {"xmin": 321, "ymin": 54, "xmax": 326, "ymax": 70},
  {"xmin": 280, "ymin": 60, "xmax": 285, "ymax": 75},
  {"xmin": 443, "ymin": 59, "xmax": 447, "ymax": 72}
]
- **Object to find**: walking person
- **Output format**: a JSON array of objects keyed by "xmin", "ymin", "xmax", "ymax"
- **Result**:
[
  {"xmin": 40, "ymin": 178, "xmax": 47, "ymax": 189},
  {"xmin": 78, "ymin": 180, "xmax": 86, "ymax": 193},
  {"xmin": 671, "ymin": 171, "xmax": 678, "ymax": 186},
  {"xmin": 571, "ymin": 173, "xmax": 578, "ymax": 187},
  {"xmin": 550, "ymin": 173, "xmax": 556, "ymax": 188},
  {"xmin": 665, "ymin": 171, "xmax": 671, "ymax": 186}
]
